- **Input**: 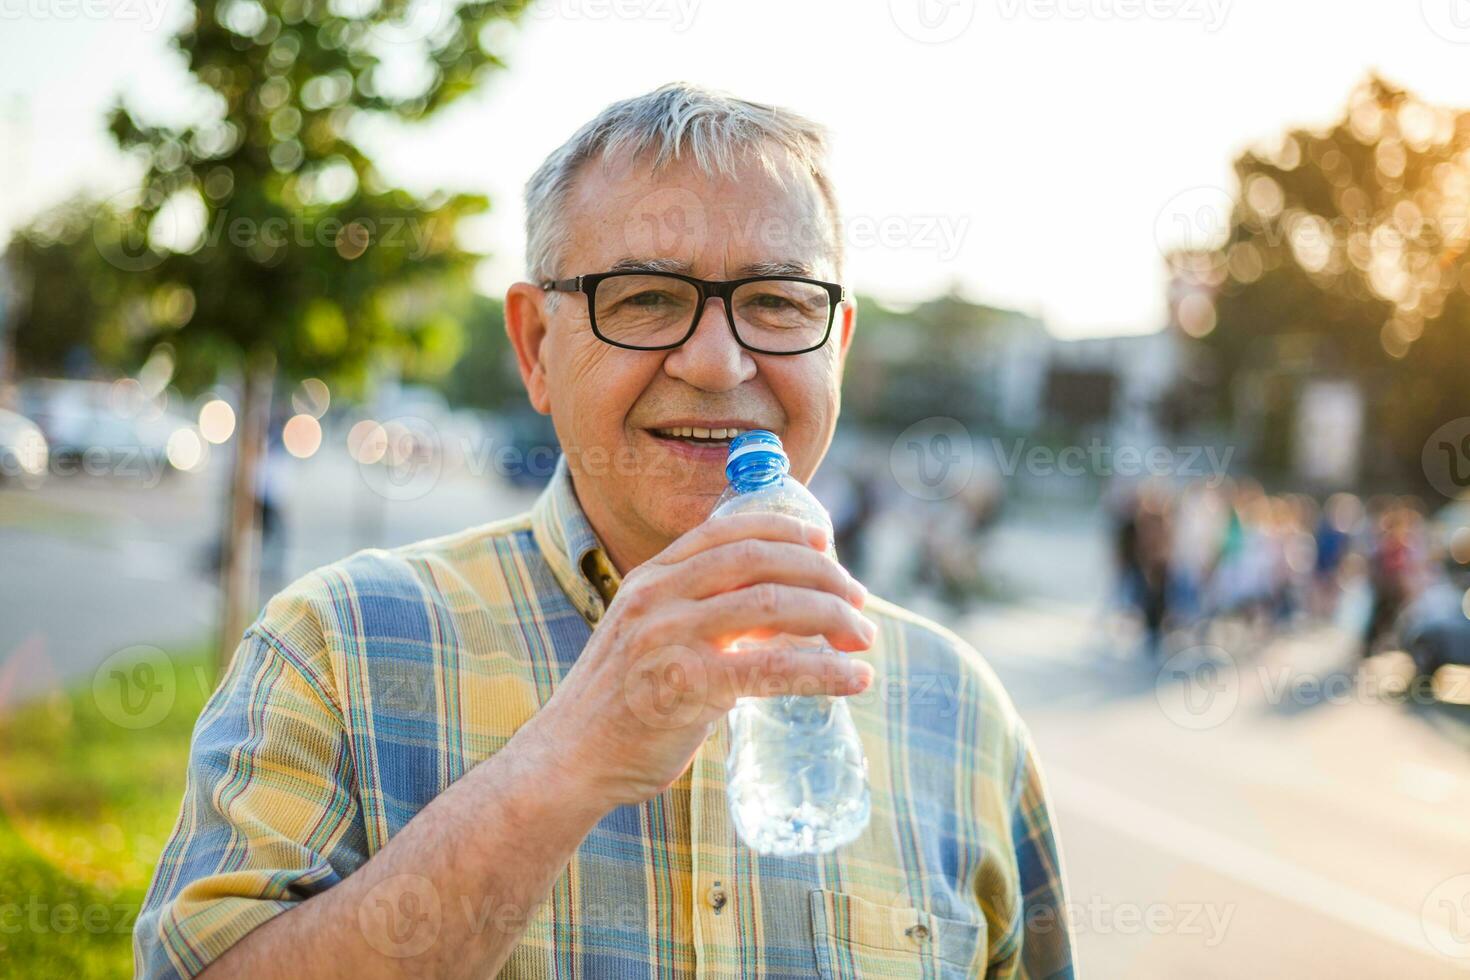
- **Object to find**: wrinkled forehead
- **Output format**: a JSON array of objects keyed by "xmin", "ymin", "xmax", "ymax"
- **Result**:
[{"xmin": 558, "ymin": 145, "xmax": 840, "ymax": 280}]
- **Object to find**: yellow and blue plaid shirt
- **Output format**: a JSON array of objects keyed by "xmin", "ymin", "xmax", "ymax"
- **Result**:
[{"xmin": 136, "ymin": 454, "xmax": 1073, "ymax": 979}]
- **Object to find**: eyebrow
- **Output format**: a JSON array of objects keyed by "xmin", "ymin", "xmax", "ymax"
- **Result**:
[{"xmin": 605, "ymin": 257, "xmax": 819, "ymax": 277}]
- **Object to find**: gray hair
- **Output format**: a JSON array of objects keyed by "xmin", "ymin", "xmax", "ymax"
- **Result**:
[{"xmin": 523, "ymin": 82, "xmax": 843, "ymax": 289}]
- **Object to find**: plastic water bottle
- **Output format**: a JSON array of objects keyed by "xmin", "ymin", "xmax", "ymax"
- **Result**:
[{"xmin": 712, "ymin": 430, "xmax": 871, "ymax": 856}]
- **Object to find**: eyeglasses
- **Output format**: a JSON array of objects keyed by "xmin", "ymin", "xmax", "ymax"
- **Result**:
[{"xmin": 540, "ymin": 270, "xmax": 845, "ymax": 355}]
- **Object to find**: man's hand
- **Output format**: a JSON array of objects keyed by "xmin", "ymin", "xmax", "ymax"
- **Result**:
[{"xmin": 520, "ymin": 513, "xmax": 875, "ymax": 810}]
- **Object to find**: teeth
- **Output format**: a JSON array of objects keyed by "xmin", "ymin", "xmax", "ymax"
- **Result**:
[{"xmin": 653, "ymin": 426, "xmax": 744, "ymax": 440}]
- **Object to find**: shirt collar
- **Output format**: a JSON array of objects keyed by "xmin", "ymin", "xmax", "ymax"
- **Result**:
[{"xmin": 529, "ymin": 452, "xmax": 622, "ymax": 625}]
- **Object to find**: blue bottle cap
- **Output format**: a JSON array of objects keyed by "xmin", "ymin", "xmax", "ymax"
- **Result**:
[{"xmin": 725, "ymin": 429, "xmax": 787, "ymax": 484}]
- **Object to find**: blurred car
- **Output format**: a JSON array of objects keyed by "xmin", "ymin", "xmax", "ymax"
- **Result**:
[
  {"xmin": 18, "ymin": 378, "xmax": 196, "ymax": 480},
  {"xmin": 497, "ymin": 407, "xmax": 561, "ymax": 488},
  {"xmin": 1398, "ymin": 495, "xmax": 1470, "ymax": 679},
  {"xmin": 1399, "ymin": 583, "xmax": 1470, "ymax": 678},
  {"xmin": 0, "ymin": 408, "xmax": 49, "ymax": 485},
  {"xmin": 362, "ymin": 383, "xmax": 455, "ymax": 469},
  {"xmin": 1429, "ymin": 493, "xmax": 1470, "ymax": 567}
]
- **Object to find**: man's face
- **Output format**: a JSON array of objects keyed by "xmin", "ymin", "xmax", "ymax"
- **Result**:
[{"xmin": 506, "ymin": 149, "xmax": 855, "ymax": 571}]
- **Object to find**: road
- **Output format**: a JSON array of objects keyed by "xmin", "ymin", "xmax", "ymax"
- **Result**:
[
  {"xmin": 3, "ymin": 448, "xmax": 1470, "ymax": 977},
  {"xmin": 951, "ymin": 512, "xmax": 1470, "ymax": 978},
  {"xmin": 0, "ymin": 439, "xmax": 539, "ymax": 708}
]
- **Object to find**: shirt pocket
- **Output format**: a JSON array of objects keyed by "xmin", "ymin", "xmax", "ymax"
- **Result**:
[{"xmin": 808, "ymin": 887, "xmax": 984, "ymax": 979}]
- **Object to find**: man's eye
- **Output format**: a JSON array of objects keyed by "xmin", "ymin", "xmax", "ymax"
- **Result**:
[
  {"xmin": 749, "ymin": 293, "xmax": 795, "ymax": 309},
  {"xmin": 626, "ymin": 290, "xmax": 673, "ymax": 307}
]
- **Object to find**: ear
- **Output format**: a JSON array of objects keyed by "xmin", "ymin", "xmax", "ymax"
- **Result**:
[
  {"xmin": 505, "ymin": 281, "xmax": 553, "ymax": 414},
  {"xmin": 835, "ymin": 299, "xmax": 856, "ymax": 362}
]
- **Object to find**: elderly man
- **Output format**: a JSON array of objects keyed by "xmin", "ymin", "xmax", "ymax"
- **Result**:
[{"xmin": 136, "ymin": 83, "xmax": 1074, "ymax": 979}]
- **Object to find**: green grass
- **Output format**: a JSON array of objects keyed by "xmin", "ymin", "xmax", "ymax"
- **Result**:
[
  {"xmin": 0, "ymin": 648, "xmax": 215, "ymax": 978},
  {"xmin": 0, "ymin": 491, "xmax": 110, "ymax": 540}
]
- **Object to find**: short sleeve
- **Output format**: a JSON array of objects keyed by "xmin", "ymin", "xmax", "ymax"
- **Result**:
[
  {"xmin": 133, "ymin": 625, "xmax": 368, "ymax": 979},
  {"xmin": 988, "ymin": 723, "xmax": 1075, "ymax": 980}
]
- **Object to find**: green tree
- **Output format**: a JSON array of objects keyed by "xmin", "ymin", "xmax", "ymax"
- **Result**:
[
  {"xmin": 435, "ymin": 293, "xmax": 523, "ymax": 412},
  {"xmin": 95, "ymin": 0, "xmax": 530, "ymax": 664},
  {"xmin": 1179, "ymin": 74, "xmax": 1470, "ymax": 490}
]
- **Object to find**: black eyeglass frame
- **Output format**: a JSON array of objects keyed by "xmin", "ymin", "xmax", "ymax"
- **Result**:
[{"xmin": 540, "ymin": 270, "xmax": 847, "ymax": 355}]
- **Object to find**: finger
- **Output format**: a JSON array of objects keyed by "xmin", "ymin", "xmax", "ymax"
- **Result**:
[
  {"xmin": 651, "ymin": 512, "xmax": 827, "ymax": 567},
  {"xmin": 723, "ymin": 644, "xmax": 875, "ymax": 700},
  {"xmin": 687, "ymin": 584, "xmax": 877, "ymax": 653},
  {"xmin": 676, "ymin": 539, "xmax": 864, "ymax": 605}
]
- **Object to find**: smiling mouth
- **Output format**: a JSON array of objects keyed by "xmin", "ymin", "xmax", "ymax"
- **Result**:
[{"xmin": 648, "ymin": 425, "xmax": 747, "ymax": 446}]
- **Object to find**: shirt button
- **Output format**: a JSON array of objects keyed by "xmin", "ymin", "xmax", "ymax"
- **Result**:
[
  {"xmin": 905, "ymin": 923, "xmax": 930, "ymax": 944},
  {"xmin": 587, "ymin": 605, "xmax": 602, "ymax": 623},
  {"xmin": 706, "ymin": 882, "xmax": 727, "ymax": 914}
]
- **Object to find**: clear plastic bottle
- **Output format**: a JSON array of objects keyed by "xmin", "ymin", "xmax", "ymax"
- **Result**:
[{"xmin": 712, "ymin": 430, "xmax": 871, "ymax": 856}]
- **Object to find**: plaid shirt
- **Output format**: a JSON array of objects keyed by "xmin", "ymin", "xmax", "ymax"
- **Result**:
[{"xmin": 136, "ymin": 454, "xmax": 1073, "ymax": 979}]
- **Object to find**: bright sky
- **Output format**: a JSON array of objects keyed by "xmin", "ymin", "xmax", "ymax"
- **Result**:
[{"xmin": 4, "ymin": 0, "xmax": 1470, "ymax": 337}]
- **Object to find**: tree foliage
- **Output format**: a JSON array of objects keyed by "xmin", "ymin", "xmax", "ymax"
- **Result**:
[
  {"xmin": 1181, "ymin": 74, "xmax": 1470, "ymax": 489},
  {"xmin": 81, "ymin": 0, "xmax": 530, "ymax": 393}
]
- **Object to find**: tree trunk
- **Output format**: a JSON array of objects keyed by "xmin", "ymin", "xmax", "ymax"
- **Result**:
[{"xmin": 217, "ymin": 354, "xmax": 274, "ymax": 671}]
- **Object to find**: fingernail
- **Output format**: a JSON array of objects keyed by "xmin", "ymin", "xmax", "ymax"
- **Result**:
[
  {"xmin": 847, "ymin": 577, "xmax": 868, "ymax": 607},
  {"xmin": 806, "ymin": 523, "xmax": 828, "ymax": 549},
  {"xmin": 849, "ymin": 663, "xmax": 874, "ymax": 693},
  {"xmin": 860, "ymin": 617, "xmax": 878, "ymax": 643}
]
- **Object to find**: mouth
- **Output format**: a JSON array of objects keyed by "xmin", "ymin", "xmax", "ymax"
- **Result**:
[
  {"xmin": 642, "ymin": 423, "xmax": 766, "ymax": 462},
  {"xmin": 648, "ymin": 425, "xmax": 747, "ymax": 446}
]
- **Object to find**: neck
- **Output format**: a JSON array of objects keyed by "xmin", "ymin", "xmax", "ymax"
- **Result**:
[{"xmin": 563, "ymin": 470, "xmax": 665, "ymax": 578}]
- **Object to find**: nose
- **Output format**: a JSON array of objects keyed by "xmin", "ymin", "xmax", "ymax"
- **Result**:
[{"xmin": 661, "ymin": 295, "xmax": 757, "ymax": 392}]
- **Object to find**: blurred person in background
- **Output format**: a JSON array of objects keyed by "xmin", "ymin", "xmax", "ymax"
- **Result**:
[
  {"xmin": 257, "ymin": 408, "xmax": 291, "ymax": 595},
  {"xmin": 1206, "ymin": 480, "xmax": 1277, "ymax": 630},
  {"xmin": 1311, "ymin": 492, "xmax": 1362, "ymax": 620},
  {"xmin": 917, "ymin": 468, "xmax": 1001, "ymax": 610},
  {"xmin": 1264, "ymin": 495, "xmax": 1304, "ymax": 626},
  {"xmin": 1362, "ymin": 499, "xmax": 1429, "ymax": 657},
  {"xmin": 1169, "ymin": 480, "xmax": 1228, "ymax": 640},
  {"xmin": 1111, "ymin": 480, "xmax": 1174, "ymax": 656},
  {"xmin": 810, "ymin": 451, "xmax": 879, "ymax": 582}
]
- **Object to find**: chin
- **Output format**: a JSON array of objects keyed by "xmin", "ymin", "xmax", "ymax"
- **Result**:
[{"xmin": 644, "ymin": 490, "xmax": 721, "ymax": 539}]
